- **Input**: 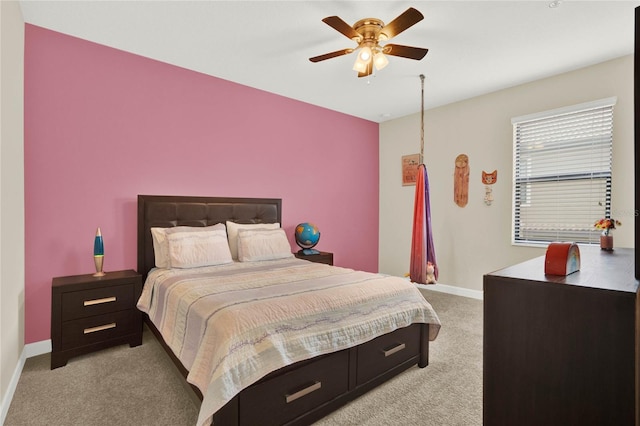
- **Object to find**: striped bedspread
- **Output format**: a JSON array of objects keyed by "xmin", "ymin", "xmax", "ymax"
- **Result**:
[{"xmin": 137, "ymin": 258, "xmax": 441, "ymax": 426}]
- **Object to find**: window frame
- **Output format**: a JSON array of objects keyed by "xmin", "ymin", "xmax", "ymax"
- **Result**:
[{"xmin": 511, "ymin": 97, "xmax": 616, "ymax": 247}]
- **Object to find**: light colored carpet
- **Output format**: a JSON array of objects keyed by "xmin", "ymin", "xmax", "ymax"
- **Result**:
[
  {"xmin": 5, "ymin": 324, "xmax": 199, "ymax": 426},
  {"xmin": 5, "ymin": 289, "xmax": 482, "ymax": 425}
]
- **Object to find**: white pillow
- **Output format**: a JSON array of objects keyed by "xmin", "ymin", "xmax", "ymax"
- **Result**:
[
  {"xmin": 226, "ymin": 221, "xmax": 280, "ymax": 260},
  {"xmin": 151, "ymin": 224, "xmax": 226, "ymax": 268},
  {"xmin": 166, "ymin": 225, "xmax": 232, "ymax": 268},
  {"xmin": 150, "ymin": 227, "xmax": 171, "ymax": 268},
  {"xmin": 237, "ymin": 228, "xmax": 293, "ymax": 262}
]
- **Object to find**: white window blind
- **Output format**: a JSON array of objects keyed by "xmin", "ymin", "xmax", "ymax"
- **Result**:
[{"xmin": 512, "ymin": 97, "xmax": 615, "ymax": 245}]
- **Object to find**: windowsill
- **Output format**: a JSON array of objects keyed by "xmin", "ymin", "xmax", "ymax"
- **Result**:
[{"xmin": 512, "ymin": 241, "xmax": 600, "ymax": 249}]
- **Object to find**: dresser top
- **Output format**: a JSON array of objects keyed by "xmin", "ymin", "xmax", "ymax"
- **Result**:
[{"xmin": 486, "ymin": 246, "xmax": 638, "ymax": 294}]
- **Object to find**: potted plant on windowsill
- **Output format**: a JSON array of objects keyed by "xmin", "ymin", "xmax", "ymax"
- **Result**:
[{"xmin": 594, "ymin": 218, "xmax": 621, "ymax": 251}]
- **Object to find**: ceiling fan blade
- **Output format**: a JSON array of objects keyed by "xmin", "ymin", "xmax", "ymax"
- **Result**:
[
  {"xmin": 309, "ymin": 49, "xmax": 354, "ymax": 63},
  {"xmin": 384, "ymin": 44, "xmax": 428, "ymax": 60},
  {"xmin": 380, "ymin": 7, "xmax": 424, "ymax": 40},
  {"xmin": 322, "ymin": 16, "xmax": 361, "ymax": 40}
]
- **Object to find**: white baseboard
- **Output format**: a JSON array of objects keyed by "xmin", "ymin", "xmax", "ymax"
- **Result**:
[
  {"xmin": 1, "ymin": 348, "xmax": 25, "ymax": 425},
  {"xmin": 416, "ymin": 282, "xmax": 484, "ymax": 300},
  {"xmin": 0, "ymin": 340, "xmax": 51, "ymax": 424},
  {"xmin": 24, "ymin": 339, "xmax": 51, "ymax": 358}
]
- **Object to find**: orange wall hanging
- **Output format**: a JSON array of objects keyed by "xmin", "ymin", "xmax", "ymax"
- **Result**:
[
  {"xmin": 402, "ymin": 154, "xmax": 421, "ymax": 186},
  {"xmin": 454, "ymin": 154, "xmax": 469, "ymax": 207}
]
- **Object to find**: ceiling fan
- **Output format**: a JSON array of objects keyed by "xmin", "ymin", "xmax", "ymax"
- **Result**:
[{"xmin": 309, "ymin": 7, "xmax": 428, "ymax": 78}]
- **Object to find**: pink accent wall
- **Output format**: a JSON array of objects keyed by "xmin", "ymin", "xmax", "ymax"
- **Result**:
[{"xmin": 24, "ymin": 25, "xmax": 379, "ymax": 344}]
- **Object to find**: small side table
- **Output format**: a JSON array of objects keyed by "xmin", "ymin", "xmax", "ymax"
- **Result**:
[
  {"xmin": 294, "ymin": 251, "xmax": 333, "ymax": 266},
  {"xmin": 51, "ymin": 269, "xmax": 143, "ymax": 369}
]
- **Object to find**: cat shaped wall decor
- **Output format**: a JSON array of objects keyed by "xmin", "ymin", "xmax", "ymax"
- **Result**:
[{"xmin": 482, "ymin": 170, "xmax": 497, "ymax": 206}]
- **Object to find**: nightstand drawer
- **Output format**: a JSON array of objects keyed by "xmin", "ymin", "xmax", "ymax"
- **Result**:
[
  {"xmin": 61, "ymin": 284, "xmax": 135, "ymax": 321},
  {"xmin": 60, "ymin": 310, "xmax": 137, "ymax": 350}
]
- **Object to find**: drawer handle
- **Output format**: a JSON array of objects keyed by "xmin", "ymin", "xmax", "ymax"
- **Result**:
[
  {"xmin": 84, "ymin": 323, "xmax": 116, "ymax": 334},
  {"xmin": 285, "ymin": 381, "xmax": 322, "ymax": 403},
  {"xmin": 383, "ymin": 343, "xmax": 406, "ymax": 357},
  {"xmin": 84, "ymin": 296, "xmax": 116, "ymax": 306}
]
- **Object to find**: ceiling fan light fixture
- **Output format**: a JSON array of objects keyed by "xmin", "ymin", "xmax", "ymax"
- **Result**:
[
  {"xmin": 353, "ymin": 46, "xmax": 373, "ymax": 72},
  {"xmin": 353, "ymin": 56, "xmax": 369, "ymax": 73},
  {"xmin": 373, "ymin": 51, "xmax": 389, "ymax": 70},
  {"xmin": 357, "ymin": 46, "xmax": 372, "ymax": 62}
]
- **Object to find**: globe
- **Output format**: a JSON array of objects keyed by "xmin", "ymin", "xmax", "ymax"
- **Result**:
[{"xmin": 295, "ymin": 222, "xmax": 320, "ymax": 255}]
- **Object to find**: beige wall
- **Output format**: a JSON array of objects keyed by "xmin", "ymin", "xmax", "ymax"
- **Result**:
[
  {"xmin": 380, "ymin": 55, "xmax": 634, "ymax": 291},
  {"xmin": 0, "ymin": 0, "xmax": 25, "ymax": 419}
]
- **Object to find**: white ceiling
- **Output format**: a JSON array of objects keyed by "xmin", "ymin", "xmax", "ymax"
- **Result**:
[{"xmin": 19, "ymin": 1, "xmax": 640, "ymax": 123}]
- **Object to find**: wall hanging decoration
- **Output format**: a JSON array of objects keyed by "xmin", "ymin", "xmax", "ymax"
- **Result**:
[
  {"xmin": 482, "ymin": 170, "xmax": 497, "ymax": 206},
  {"xmin": 402, "ymin": 154, "xmax": 421, "ymax": 186},
  {"xmin": 93, "ymin": 227, "xmax": 105, "ymax": 277},
  {"xmin": 410, "ymin": 74, "xmax": 438, "ymax": 285},
  {"xmin": 454, "ymin": 154, "xmax": 469, "ymax": 207}
]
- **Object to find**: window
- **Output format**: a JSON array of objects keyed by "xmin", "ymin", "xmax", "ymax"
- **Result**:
[{"xmin": 512, "ymin": 97, "xmax": 615, "ymax": 246}]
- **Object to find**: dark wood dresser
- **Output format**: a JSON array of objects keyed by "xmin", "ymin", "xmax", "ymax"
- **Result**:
[
  {"xmin": 483, "ymin": 246, "xmax": 639, "ymax": 426},
  {"xmin": 51, "ymin": 269, "xmax": 143, "ymax": 369}
]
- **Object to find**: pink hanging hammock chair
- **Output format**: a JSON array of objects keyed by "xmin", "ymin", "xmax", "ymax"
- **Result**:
[{"xmin": 409, "ymin": 75, "xmax": 438, "ymax": 284}]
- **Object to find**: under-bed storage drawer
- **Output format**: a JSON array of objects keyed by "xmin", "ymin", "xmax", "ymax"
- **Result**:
[
  {"xmin": 239, "ymin": 350, "xmax": 349, "ymax": 426},
  {"xmin": 356, "ymin": 323, "xmax": 421, "ymax": 385}
]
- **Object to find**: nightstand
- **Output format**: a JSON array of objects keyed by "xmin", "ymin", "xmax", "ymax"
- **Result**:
[
  {"xmin": 294, "ymin": 251, "xmax": 333, "ymax": 266},
  {"xmin": 51, "ymin": 269, "xmax": 143, "ymax": 369}
]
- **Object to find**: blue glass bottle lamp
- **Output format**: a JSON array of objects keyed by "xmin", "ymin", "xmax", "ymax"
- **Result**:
[{"xmin": 93, "ymin": 227, "xmax": 105, "ymax": 277}]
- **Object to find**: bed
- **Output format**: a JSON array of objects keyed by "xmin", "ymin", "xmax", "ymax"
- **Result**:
[{"xmin": 136, "ymin": 194, "xmax": 440, "ymax": 426}]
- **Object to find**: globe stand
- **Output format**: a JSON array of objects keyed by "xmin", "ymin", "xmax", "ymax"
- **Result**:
[{"xmin": 299, "ymin": 248, "xmax": 320, "ymax": 255}]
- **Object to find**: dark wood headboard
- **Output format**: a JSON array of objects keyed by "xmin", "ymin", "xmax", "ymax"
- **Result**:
[{"xmin": 137, "ymin": 195, "xmax": 282, "ymax": 278}]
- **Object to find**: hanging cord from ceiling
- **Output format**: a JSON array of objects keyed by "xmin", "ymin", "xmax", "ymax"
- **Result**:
[{"xmin": 420, "ymin": 74, "xmax": 425, "ymax": 164}]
